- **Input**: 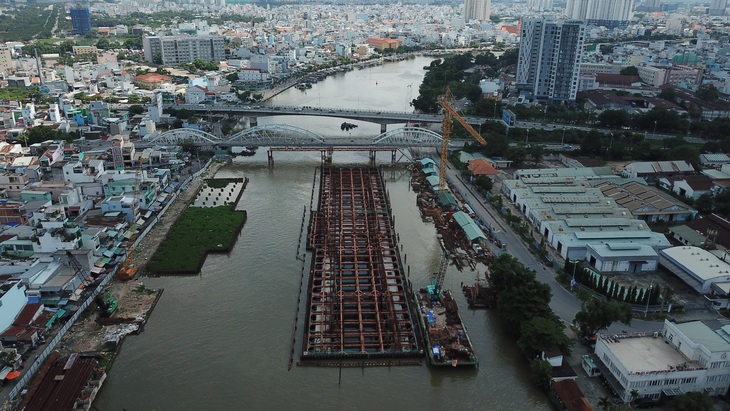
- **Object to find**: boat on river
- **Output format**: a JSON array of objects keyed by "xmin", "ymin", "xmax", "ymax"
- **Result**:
[{"xmin": 414, "ymin": 287, "xmax": 478, "ymax": 367}]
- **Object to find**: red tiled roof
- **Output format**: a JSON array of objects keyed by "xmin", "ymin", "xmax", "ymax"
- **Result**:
[
  {"xmin": 552, "ymin": 379, "xmax": 593, "ymax": 411},
  {"xmin": 467, "ymin": 159, "xmax": 499, "ymax": 175},
  {"xmin": 14, "ymin": 303, "xmax": 43, "ymax": 325}
]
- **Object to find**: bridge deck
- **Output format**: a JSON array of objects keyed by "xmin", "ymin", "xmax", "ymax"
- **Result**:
[{"xmin": 302, "ymin": 167, "xmax": 419, "ymax": 361}]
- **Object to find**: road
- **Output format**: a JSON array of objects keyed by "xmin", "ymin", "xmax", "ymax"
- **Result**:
[{"xmin": 444, "ymin": 164, "xmax": 663, "ymax": 334}]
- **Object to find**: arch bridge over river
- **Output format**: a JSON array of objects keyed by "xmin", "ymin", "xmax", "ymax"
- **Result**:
[{"xmin": 138, "ymin": 124, "xmax": 453, "ymax": 165}]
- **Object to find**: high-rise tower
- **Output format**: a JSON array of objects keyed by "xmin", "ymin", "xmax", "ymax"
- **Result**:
[
  {"xmin": 565, "ymin": 0, "xmax": 632, "ymax": 29},
  {"xmin": 464, "ymin": 0, "xmax": 491, "ymax": 22},
  {"xmin": 70, "ymin": 7, "xmax": 92, "ymax": 36},
  {"xmin": 709, "ymin": 0, "xmax": 728, "ymax": 16},
  {"xmin": 516, "ymin": 18, "xmax": 585, "ymax": 102}
]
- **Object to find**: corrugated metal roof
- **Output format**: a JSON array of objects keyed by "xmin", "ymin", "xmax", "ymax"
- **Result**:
[
  {"xmin": 463, "ymin": 224, "xmax": 486, "ymax": 241},
  {"xmin": 452, "ymin": 211, "xmax": 473, "ymax": 227}
]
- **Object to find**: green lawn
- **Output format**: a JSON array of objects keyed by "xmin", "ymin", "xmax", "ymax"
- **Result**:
[{"xmin": 147, "ymin": 205, "xmax": 247, "ymax": 275}]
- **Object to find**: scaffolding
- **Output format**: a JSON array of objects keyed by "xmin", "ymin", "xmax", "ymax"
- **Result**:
[{"xmin": 302, "ymin": 167, "xmax": 420, "ymax": 363}]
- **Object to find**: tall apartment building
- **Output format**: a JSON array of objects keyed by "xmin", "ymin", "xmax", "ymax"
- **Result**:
[
  {"xmin": 527, "ymin": 0, "xmax": 554, "ymax": 11},
  {"xmin": 709, "ymin": 0, "xmax": 728, "ymax": 15},
  {"xmin": 0, "ymin": 44, "xmax": 13, "ymax": 75},
  {"xmin": 464, "ymin": 0, "xmax": 491, "ymax": 22},
  {"xmin": 70, "ymin": 7, "xmax": 92, "ymax": 36},
  {"xmin": 566, "ymin": 0, "xmax": 632, "ymax": 28},
  {"xmin": 143, "ymin": 35, "xmax": 225, "ymax": 65},
  {"xmin": 516, "ymin": 18, "xmax": 585, "ymax": 102}
]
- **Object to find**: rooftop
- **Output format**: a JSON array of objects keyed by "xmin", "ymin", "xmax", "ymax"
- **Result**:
[
  {"xmin": 677, "ymin": 321, "xmax": 730, "ymax": 352},
  {"xmin": 660, "ymin": 246, "xmax": 730, "ymax": 281},
  {"xmin": 604, "ymin": 334, "xmax": 697, "ymax": 373}
]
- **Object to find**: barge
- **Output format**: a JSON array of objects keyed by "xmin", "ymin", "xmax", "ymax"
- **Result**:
[{"xmin": 415, "ymin": 287, "xmax": 478, "ymax": 367}]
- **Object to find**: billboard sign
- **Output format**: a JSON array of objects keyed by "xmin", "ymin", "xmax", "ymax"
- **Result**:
[{"xmin": 502, "ymin": 109, "xmax": 516, "ymax": 127}]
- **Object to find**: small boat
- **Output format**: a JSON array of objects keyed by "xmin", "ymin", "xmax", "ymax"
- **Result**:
[{"xmin": 414, "ymin": 287, "xmax": 478, "ymax": 367}]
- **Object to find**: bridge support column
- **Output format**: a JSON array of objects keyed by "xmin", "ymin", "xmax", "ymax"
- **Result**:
[
  {"xmin": 380, "ymin": 123, "xmax": 387, "ymax": 133},
  {"xmin": 242, "ymin": 117, "xmax": 251, "ymax": 129},
  {"xmin": 368, "ymin": 150, "xmax": 376, "ymax": 167},
  {"xmin": 321, "ymin": 148, "xmax": 333, "ymax": 165},
  {"xmin": 267, "ymin": 150, "xmax": 274, "ymax": 167},
  {"xmin": 391, "ymin": 150, "xmax": 396, "ymax": 166},
  {"xmin": 250, "ymin": 117, "xmax": 258, "ymax": 127}
]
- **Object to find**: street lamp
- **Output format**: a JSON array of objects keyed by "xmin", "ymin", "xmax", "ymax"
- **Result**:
[
  {"xmin": 405, "ymin": 84, "xmax": 412, "ymax": 112},
  {"xmin": 561, "ymin": 127, "xmax": 566, "ymax": 146},
  {"xmin": 644, "ymin": 283, "xmax": 653, "ymax": 318},
  {"xmin": 653, "ymin": 120, "xmax": 657, "ymax": 137},
  {"xmin": 525, "ymin": 129, "xmax": 530, "ymax": 145},
  {"xmin": 609, "ymin": 133, "xmax": 614, "ymax": 149}
]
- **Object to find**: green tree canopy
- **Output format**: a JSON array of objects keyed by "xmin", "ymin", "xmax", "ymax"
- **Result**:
[
  {"xmin": 695, "ymin": 84, "xmax": 720, "ymax": 102},
  {"xmin": 517, "ymin": 316, "xmax": 572, "ymax": 357},
  {"xmin": 128, "ymin": 105, "xmax": 145, "ymax": 116},
  {"xmin": 573, "ymin": 297, "xmax": 632, "ymax": 338},
  {"xmin": 620, "ymin": 66, "xmax": 639, "ymax": 76}
]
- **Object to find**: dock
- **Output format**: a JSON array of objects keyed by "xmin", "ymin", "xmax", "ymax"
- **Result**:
[{"xmin": 301, "ymin": 167, "xmax": 421, "ymax": 365}]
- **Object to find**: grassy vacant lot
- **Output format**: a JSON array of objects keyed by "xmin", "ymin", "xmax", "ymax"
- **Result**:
[{"xmin": 147, "ymin": 205, "xmax": 247, "ymax": 275}]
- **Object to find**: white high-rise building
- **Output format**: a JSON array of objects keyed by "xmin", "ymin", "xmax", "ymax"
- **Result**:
[
  {"xmin": 709, "ymin": 0, "xmax": 728, "ymax": 15},
  {"xmin": 566, "ymin": 0, "xmax": 632, "ymax": 28},
  {"xmin": 464, "ymin": 0, "xmax": 491, "ymax": 22},
  {"xmin": 143, "ymin": 35, "xmax": 225, "ymax": 65},
  {"xmin": 516, "ymin": 18, "xmax": 585, "ymax": 102},
  {"xmin": 0, "ymin": 44, "xmax": 12, "ymax": 75},
  {"xmin": 528, "ymin": 0, "xmax": 554, "ymax": 11}
]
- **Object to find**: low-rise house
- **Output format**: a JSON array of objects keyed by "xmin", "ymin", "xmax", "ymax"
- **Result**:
[
  {"xmin": 663, "ymin": 175, "xmax": 714, "ymax": 200},
  {"xmin": 99, "ymin": 196, "xmax": 139, "ymax": 223},
  {"xmin": 0, "ymin": 279, "xmax": 27, "ymax": 335}
]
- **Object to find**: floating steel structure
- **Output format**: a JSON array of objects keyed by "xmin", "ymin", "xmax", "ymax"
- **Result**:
[{"xmin": 302, "ymin": 167, "xmax": 420, "ymax": 363}]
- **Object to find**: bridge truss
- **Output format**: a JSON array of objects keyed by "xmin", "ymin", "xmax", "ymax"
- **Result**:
[
  {"xmin": 372, "ymin": 127, "xmax": 446, "ymax": 147},
  {"xmin": 147, "ymin": 125, "xmax": 445, "ymax": 148}
]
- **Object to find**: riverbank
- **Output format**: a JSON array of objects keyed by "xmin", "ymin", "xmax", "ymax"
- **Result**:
[{"xmin": 58, "ymin": 160, "xmax": 226, "ymax": 354}]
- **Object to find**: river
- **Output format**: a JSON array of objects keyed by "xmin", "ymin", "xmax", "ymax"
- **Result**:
[{"xmin": 94, "ymin": 57, "xmax": 552, "ymax": 410}]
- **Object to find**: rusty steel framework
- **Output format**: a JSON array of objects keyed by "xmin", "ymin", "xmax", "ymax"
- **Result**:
[{"xmin": 302, "ymin": 167, "xmax": 420, "ymax": 363}]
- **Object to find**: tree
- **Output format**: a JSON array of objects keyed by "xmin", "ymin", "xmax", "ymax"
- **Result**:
[
  {"xmin": 226, "ymin": 73, "xmax": 239, "ymax": 83},
  {"xmin": 95, "ymin": 38, "xmax": 112, "ymax": 50},
  {"xmin": 474, "ymin": 175, "xmax": 493, "ymax": 192},
  {"xmin": 620, "ymin": 66, "xmax": 639, "ymax": 76},
  {"xmin": 597, "ymin": 109, "xmax": 631, "ymax": 129},
  {"xmin": 573, "ymin": 297, "xmax": 632, "ymax": 338},
  {"xmin": 673, "ymin": 391, "xmax": 713, "ymax": 411},
  {"xmin": 667, "ymin": 144, "xmax": 699, "ymax": 170},
  {"xmin": 599, "ymin": 44, "xmax": 614, "ymax": 55},
  {"xmin": 696, "ymin": 84, "xmax": 720, "ymax": 102},
  {"xmin": 657, "ymin": 87, "xmax": 677, "ymax": 101},
  {"xmin": 529, "ymin": 359, "xmax": 552, "ymax": 391},
  {"xmin": 598, "ymin": 397, "xmax": 610, "ymax": 411},
  {"xmin": 128, "ymin": 105, "xmax": 145, "ymax": 115},
  {"xmin": 517, "ymin": 316, "xmax": 572, "ymax": 357},
  {"xmin": 528, "ymin": 144, "xmax": 544, "ymax": 166}
]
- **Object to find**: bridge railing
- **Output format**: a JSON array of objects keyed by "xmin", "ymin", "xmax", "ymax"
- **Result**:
[{"xmin": 166, "ymin": 103, "xmax": 432, "ymax": 117}]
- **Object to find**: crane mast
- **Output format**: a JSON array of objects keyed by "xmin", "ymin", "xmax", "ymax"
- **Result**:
[{"xmin": 437, "ymin": 86, "xmax": 488, "ymax": 194}]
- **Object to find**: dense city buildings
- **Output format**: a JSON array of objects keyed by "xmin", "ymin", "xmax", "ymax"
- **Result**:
[
  {"xmin": 516, "ymin": 18, "xmax": 585, "ymax": 102},
  {"xmin": 143, "ymin": 35, "xmax": 225, "ymax": 65},
  {"xmin": 464, "ymin": 0, "xmax": 491, "ymax": 22},
  {"xmin": 70, "ymin": 7, "xmax": 92, "ymax": 36},
  {"xmin": 565, "ymin": 0, "xmax": 632, "ymax": 28}
]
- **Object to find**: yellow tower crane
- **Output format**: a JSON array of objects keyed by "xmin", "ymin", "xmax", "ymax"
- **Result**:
[{"xmin": 437, "ymin": 86, "xmax": 488, "ymax": 194}]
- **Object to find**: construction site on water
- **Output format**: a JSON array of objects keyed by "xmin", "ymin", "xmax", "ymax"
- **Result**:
[{"xmin": 294, "ymin": 87, "xmax": 500, "ymax": 367}]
